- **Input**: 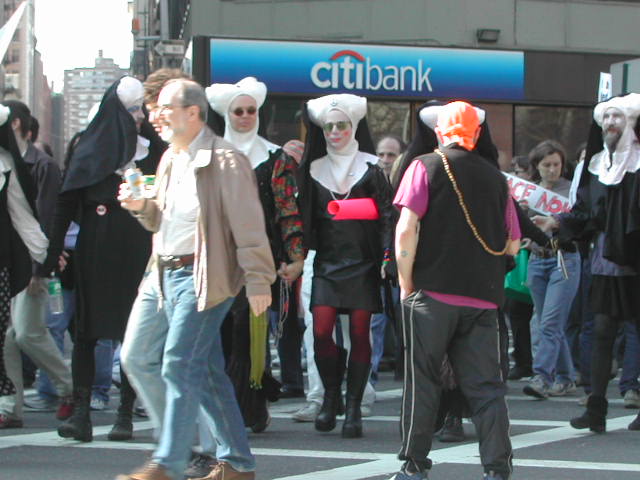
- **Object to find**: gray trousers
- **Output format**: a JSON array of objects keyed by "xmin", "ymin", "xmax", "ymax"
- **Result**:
[
  {"xmin": 0, "ymin": 288, "xmax": 72, "ymax": 419},
  {"xmin": 399, "ymin": 291, "xmax": 512, "ymax": 477}
]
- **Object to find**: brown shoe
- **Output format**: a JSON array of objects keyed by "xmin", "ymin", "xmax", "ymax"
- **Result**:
[
  {"xmin": 188, "ymin": 461, "xmax": 255, "ymax": 480},
  {"xmin": 115, "ymin": 462, "xmax": 172, "ymax": 480}
]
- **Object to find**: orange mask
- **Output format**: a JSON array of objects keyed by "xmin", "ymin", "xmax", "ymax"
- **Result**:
[{"xmin": 435, "ymin": 101, "xmax": 480, "ymax": 151}]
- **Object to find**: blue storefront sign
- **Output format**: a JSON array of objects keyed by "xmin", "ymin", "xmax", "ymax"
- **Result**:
[{"xmin": 209, "ymin": 38, "xmax": 524, "ymax": 101}]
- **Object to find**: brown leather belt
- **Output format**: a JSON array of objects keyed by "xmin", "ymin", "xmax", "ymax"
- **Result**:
[{"xmin": 157, "ymin": 254, "xmax": 195, "ymax": 270}]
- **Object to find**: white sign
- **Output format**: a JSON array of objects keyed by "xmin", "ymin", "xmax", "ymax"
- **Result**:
[
  {"xmin": 598, "ymin": 72, "xmax": 613, "ymax": 102},
  {"xmin": 154, "ymin": 41, "xmax": 185, "ymax": 56},
  {"xmin": 503, "ymin": 172, "xmax": 571, "ymax": 216}
]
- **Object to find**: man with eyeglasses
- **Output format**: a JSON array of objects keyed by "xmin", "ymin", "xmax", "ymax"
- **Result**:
[{"xmin": 117, "ymin": 78, "xmax": 274, "ymax": 480}]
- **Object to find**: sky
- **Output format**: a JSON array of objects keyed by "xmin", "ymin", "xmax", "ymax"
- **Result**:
[{"xmin": 34, "ymin": 0, "xmax": 133, "ymax": 92}]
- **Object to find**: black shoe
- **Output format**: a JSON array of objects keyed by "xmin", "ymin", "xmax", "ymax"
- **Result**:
[
  {"xmin": 507, "ymin": 365, "xmax": 532, "ymax": 381},
  {"xmin": 279, "ymin": 388, "xmax": 305, "ymax": 399},
  {"xmin": 58, "ymin": 387, "xmax": 92, "ymax": 442},
  {"xmin": 439, "ymin": 413, "xmax": 465, "ymax": 443},
  {"xmin": 184, "ymin": 452, "xmax": 217, "ymax": 478},
  {"xmin": 570, "ymin": 395, "xmax": 607, "ymax": 433}
]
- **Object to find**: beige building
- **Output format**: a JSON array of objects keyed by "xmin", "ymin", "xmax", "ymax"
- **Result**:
[{"xmin": 63, "ymin": 51, "xmax": 128, "ymax": 147}]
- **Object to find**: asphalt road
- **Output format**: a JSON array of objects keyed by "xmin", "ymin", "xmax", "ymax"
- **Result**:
[{"xmin": 1, "ymin": 373, "xmax": 639, "ymax": 480}]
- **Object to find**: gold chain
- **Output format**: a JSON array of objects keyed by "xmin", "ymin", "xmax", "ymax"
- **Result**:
[{"xmin": 434, "ymin": 149, "xmax": 508, "ymax": 256}]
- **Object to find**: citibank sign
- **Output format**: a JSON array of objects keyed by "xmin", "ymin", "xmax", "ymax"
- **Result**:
[
  {"xmin": 209, "ymin": 38, "xmax": 524, "ymax": 100},
  {"xmin": 310, "ymin": 49, "xmax": 432, "ymax": 93}
]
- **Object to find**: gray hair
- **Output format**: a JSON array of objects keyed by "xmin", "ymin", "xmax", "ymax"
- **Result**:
[{"xmin": 165, "ymin": 79, "xmax": 208, "ymax": 122}]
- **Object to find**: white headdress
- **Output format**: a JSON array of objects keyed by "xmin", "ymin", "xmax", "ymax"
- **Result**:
[
  {"xmin": 205, "ymin": 77, "xmax": 277, "ymax": 168},
  {"xmin": 116, "ymin": 76, "xmax": 144, "ymax": 110},
  {"xmin": 589, "ymin": 93, "xmax": 640, "ymax": 186},
  {"xmin": 0, "ymin": 104, "xmax": 10, "ymax": 126},
  {"xmin": 307, "ymin": 94, "xmax": 374, "ymax": 194}
]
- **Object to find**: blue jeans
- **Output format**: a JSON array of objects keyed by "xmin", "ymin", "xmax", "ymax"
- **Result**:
[
  {"xmin": 528, "ymin": 252, "xmax": 580, "ymax": 386},
  {"xmin": 370, "ymin": 285, "xmax": 399, "ymax": 385},
  {"xmin": 38, "ymin": 289, "xmax": 115, "ymax": 403},
  {"xmin": 121, "ymin": 273, "xmax": 219, "ymax": 456},
  {"xmin": 151, "ymin": 266, "xmax": 253, "ymax": 478},
  {"xmin": 619, "ymin": 321, "xmax": 640, "ymax": 395},
  {"xmin": 38, "ymin": 289, "xmax": 74, "ymax": 400}
]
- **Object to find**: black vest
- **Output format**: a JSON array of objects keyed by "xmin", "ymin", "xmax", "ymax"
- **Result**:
[
  {"xmin": 1, "ymin": 171, "xmax": 32, "ymax": 296},
  {"xmin": 413, "ymin": 146, "xmax": 508, "ymax": 306}
]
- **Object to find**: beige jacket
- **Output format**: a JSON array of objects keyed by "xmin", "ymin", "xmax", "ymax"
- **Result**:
[{"xmin": 135, "ymin": 126, "xmax": 276, "ymax": 311}]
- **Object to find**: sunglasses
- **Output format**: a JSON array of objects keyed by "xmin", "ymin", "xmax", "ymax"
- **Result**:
[
  {"xmin": 232, "ymin": 106, "xmax": 257, "ymax": 117},
  {"xmin": 322, "ymin": 121, "xmax": 351, "ymax": 133}
]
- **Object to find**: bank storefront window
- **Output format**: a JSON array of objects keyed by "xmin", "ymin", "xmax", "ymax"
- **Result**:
[{"xmin": 514, "ymin": 105, "xmax": 592, "ymax": 174}]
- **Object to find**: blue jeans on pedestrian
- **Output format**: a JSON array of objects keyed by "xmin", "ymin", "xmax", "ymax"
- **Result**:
[
  {"xmin": 38, "ymin": 288, "xmax": 115, "ymax": 403},
  {"xmin": 619, "ymin": 321, "xmax": 640, "ymax": 395},
  {"xmin": 370, "ymin": 285, "xmax": 399, "ymax": 385},
  {"xmin": 528, "ymin": 251, "xmax": 580, "ymax": 386},
  {"xmin": 153, "ymin": 266, "xmax": 254, "ymax": 478},
  {"xmin": 37, "ymin": 289, "xmax": 74, "ymax": 400}
]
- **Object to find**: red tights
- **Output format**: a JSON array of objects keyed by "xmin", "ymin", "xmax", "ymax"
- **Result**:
[{"xmin": 312, "ymin": 305, "xmax": 372, "ymax": 364}]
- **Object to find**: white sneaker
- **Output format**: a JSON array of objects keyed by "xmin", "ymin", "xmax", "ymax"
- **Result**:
[
  {"xmin": 90, "ymin": 397, "xmax": 108, "ymax": 411},
  {"xmin": 361, "ymin": 404, "xmax": 372, "ymax": 417},
  {"xmin": 292, "ymin": 401, "xmax": 321, "ymax": 422},
  {"xmin": 624, "ymin": 389, "xmax": 640, "ymax": 409},
  {"xmin": 548, "ymin": 381, "xmax": 577, "ymax": 397}
]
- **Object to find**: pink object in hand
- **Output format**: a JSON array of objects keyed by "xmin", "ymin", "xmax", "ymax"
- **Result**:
[{"xmin": 327, "ymin": 198, "xmax": 379, "ymax": 220}]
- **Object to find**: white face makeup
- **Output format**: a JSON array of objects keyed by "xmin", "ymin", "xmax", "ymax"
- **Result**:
[
  {"xmin": 127, "ymin": 102, "xmax": 145, "ymax": 132},
  {"xmin": 322, "ymin": 109, "xmax": 352, "ymax": 151},
  {"xmin": 228, "ymin": 95, "xmax": 258, "ymax": 133},
  {"xmin": 602, "ymin": 107, "xmax": 627, "ymax": 152}
]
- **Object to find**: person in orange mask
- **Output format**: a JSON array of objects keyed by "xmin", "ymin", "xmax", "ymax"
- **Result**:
[{"xmin": 390, "ymin": 101, "xmax": 518, "ymax": 480}]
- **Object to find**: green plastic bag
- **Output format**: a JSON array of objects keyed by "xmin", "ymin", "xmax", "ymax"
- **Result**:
[{"xmin": 504, "ymin": 249, "xmax": 532, "ymax": 304}]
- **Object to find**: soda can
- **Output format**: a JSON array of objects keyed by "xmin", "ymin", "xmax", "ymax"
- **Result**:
[{"xmin": 125, "ymin": 168, "xmax": 144, "ymax": 200}]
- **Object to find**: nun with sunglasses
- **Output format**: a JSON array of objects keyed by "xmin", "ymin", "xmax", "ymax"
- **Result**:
[
  {"xmin": 206, "ymin": 77, "xmax": 304, "ymax": 433},
  {"xmin": 297, "ymin": 94, "xmax": 393, "ymax": 438}
]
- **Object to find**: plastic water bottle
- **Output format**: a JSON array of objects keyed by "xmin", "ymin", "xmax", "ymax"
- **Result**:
[{"xmin": 48, "ymin": 275, "xmax": 64, "ymax": 315}]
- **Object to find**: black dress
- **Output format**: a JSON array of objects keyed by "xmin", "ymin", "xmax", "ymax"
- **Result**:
[
  {"xmin": 49, "ymin": 173, "xmax": 152, "ymax": 341},
  {"xmin": 310, "ymin": 163, "xmax": 393, "ymax": 313}
]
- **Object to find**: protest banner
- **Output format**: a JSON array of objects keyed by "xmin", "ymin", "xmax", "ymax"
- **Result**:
[{"xmin": 503, "ymin": 172, "xmax": 571, "ymax": 216}]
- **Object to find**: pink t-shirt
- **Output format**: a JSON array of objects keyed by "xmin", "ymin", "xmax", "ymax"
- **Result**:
[{"xmin": 393, "ymin": 159, "xmax": 521, "ymax": 310}]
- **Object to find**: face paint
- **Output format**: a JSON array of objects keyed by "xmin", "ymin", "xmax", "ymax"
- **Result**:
[{"xmin": 323, "ymin": 109, "xmax": 352, "ymax": 151}]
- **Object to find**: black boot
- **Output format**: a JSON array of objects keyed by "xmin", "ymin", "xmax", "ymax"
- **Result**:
[
  {"xmin": 342, "ymin": 361, "xmax": 370, "ymax": 438},
  {"xmin": 58, "ymin": 387, "xmax": 92, "ymax": 442},
  {"xmin": 570, "ymin": 395, "xmax": 607, "ymax": 433},
  {"xmin": 108, "ymin": 384, "xmax": 135, "ymax": 441},
  {"xmin": 315, "ymin": 349, "xmax": 346, "ymax": 432}
]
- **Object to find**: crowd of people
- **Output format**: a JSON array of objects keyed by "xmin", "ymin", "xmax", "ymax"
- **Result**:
[{"xmin": 1, "ymin": 67, "xmax": 640, "ymax": 480}]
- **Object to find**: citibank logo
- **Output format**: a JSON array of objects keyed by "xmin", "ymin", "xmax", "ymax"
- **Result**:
[{"xmin": 310, "ymin": 49, "xmax": 433, "ymax": 93}]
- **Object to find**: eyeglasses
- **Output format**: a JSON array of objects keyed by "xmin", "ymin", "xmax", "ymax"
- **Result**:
[
  {"xmin": 158, "ymin": 104, "xmax": 191, "ymax": 114},
  {"xmin": 322, "ymin": 121, "xmax": 351, "ymax": 133},
  {"xmin": 231, "ymin": 106, "xmax": 257, "ymax": 117}
]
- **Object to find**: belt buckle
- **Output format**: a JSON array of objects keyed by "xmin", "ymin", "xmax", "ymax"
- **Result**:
[{"xmin": 173, "ymin": 257, "xmax": 184, "ymax": 269}]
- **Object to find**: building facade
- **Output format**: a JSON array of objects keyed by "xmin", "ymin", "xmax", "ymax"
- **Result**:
[
  {"xmin": 63, "ymin": 51, "xmax": 128, "ymax": 147},
  {"xmin": 132, "ymin": 0, "xmax": 640, "ymax": 163},
  {"xmin": 1, "ymin": 0, "xmax": 54, "ymax": 146}
]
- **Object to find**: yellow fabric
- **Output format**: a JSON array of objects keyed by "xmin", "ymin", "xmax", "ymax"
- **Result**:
[{"xmin": 249, "ymin": 311, "xmax": 268, "ymax": 389}]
